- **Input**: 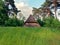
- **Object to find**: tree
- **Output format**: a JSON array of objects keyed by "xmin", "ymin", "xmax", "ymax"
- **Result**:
[
  {"xmin": 5, "ymin": 0, "xmax": 18, "ymax": 14},
  {"xmin": 32, "ymin": 7, "xmax": 42, "ymax": 19},
  {"xmin": 41, "ymin": 1, "xmax": 50, "ymax": 8},
  {"xmin": 32, "ymin": 7, "xmax": 47, "ymax": 20},
  {"xmin": 0, "ymin": 0, "xmax": 8, "ymax": 26},
  {"xmin": 53, "ymin": 0, "xmax": 57, "ymax": 19}
]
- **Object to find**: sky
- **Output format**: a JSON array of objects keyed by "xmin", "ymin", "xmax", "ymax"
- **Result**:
[
  {"xmin": 14, "ymin": 0, "xmax": 45, "ymax": 19},
  {"xmin": 15, "ymin": 0, "xmax": 45, "ymax": 8}
]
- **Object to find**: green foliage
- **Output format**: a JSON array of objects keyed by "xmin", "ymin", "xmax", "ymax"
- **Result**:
[
  {"xmin": 5, "ymin": 18, "xmax": 24, "ymax": 27},
  {"xmin": 43, "ymin": 17, "xmax": 60, "ymax": 28},
  {"xmin": 51, "ymin": 19, "xmax": 60, "ymax": 28},
  {"xmin": 43, "ymin": 17, "xmax": 53, "ymax": 27},
  {"xmin": 0, "ymin": 0, "xmax": 8, "ymax": 26},
  {"xmin": 37, "ymin": 16, "xmax": 60, "ymax": 28},
  {"xmin": 0, "ymin": 0, "xmax": 4, "ymax": 10},
  {"xmin": 37, "ymin": 19, "xmax": 45, "ymax": 26}
]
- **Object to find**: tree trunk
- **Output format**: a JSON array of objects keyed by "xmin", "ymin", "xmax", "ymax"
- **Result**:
[{"xmin": 53, "ymin": 0, "xmax": 57, "ymax": 19}]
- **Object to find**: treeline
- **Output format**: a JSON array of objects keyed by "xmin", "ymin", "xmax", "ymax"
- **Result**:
[{"xmin": 0, "ymin": 0, "xmax": 60, "ymax": 28}]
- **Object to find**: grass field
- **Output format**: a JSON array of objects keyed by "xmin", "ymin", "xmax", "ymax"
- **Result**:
[{"xmin": 0, "ymin": 27, "xmax": 60, "ymax": 45}]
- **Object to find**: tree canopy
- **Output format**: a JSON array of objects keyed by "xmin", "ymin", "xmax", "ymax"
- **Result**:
[{"xmin": 0, "ymin": 0, "xmax": 8, "ymax": 26}]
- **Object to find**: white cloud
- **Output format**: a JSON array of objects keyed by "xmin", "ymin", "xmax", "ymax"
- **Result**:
[
  {"xmin": 14, "ymin": 0, "xmax": 29, "ymax": 3},
  {"xmin": 15, "ymin": 2, "xmax": 33, "ymax": 19}
]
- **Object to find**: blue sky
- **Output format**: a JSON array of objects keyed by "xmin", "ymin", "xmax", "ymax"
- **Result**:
[
  {"xmin": 28, "ymin": 0, "xmax": 45, "ymax": 8},
  {"xmin": 15, "ymin": 0, "xmax": 45, "ymax": 8}
]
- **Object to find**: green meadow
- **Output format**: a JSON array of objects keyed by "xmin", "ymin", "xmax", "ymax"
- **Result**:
[{"xmin": 0, "ymin": 27, "xmax": 60, "ymax": 45}]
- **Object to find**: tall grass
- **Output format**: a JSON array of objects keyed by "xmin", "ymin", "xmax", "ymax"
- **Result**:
[{"xmin": 0, "ymin": 27, "xmax": 60, "ymax": 45}]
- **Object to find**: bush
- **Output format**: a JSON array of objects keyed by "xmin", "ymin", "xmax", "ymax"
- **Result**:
[
  {"xmin": 37, "ymin": 16, "xmax": 60, "ymax": 28},
  {"xmin": 51, "ymin": 19, "xmax": 60, "ymax": 28},
  {"xmin": 37, "ymin": 19, "xmax": 45, "ymax": 26},
  {"xmin": 43, "ymin": 17, "xmax": 60, "ymax": 28},
  {"xmin": 5, "ymin": 18, "xmax": 24, "ymax": 27},
  {"xmin": 0, "ymin": 14, "xmax": 8, "ymax": 26},
  {"xmin": 43, "ymin": 17, "xmax": 53, "ymax": 27}
]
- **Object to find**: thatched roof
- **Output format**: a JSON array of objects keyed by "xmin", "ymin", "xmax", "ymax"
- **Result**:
[
  {"xmin": 24, "ymin": 15, "xmax": 40, "ymax": 27},
  {"xmin": 25, "ymin": 15, "xmax": 37, "ymax": 23}
]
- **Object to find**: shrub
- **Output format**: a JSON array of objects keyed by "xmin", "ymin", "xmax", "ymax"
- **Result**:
[
  {"xmin": 51, "ymin": 19, "xmax": 60, "ymax": 28},
  {"xmin": 5, "ymin": 18, "xmax": 24, "ymax": 27},
  {"xmin": 43, "ymin": 17, "xmax": 60, "ymax": 28},
  {"xmin": 37, "ymin": 19, "xmax": 45, "ymax": 26},
  {"xmin": 43, "ymin": 17, "xmax": 53, "ymax": 27}
]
